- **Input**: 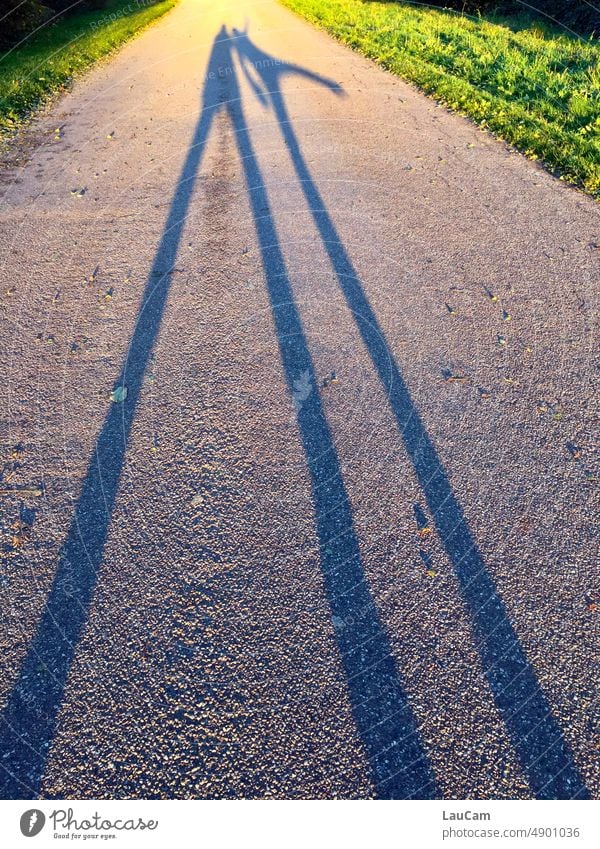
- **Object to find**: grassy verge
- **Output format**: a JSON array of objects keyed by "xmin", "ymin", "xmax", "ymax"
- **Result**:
[
  {"xmin": 280, "ymin": 0, "xmax": 600, "ymax": 197},
  {"xmin": 0, "ymin": 0, "xmax": 177, "ymax": 135}
]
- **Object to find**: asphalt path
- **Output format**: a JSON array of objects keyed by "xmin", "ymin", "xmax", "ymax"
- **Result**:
[{"xmin": 0, "ymin": 0, "xmax": 597, "ymax": 799}]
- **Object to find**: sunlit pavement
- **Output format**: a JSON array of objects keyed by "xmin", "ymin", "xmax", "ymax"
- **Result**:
[{"xmin": 0, "ymin": 0, "xmax": 597, "ymax": 800}]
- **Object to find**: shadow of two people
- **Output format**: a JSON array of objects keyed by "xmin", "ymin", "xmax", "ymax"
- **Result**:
[{"xmin": 0, "ymin": 24, "xmax": 589, "ymax": 801}]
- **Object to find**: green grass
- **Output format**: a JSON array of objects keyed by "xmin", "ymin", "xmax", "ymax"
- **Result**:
[
  {"xmin": 0, "ymin": 0, "xmax": 177, "ymax": 135},
  {"xmin": 280, "ymin": 0, "xmax": 600, "ymax": 197}
]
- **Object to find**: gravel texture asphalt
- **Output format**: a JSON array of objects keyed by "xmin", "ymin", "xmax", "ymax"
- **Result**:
[{"xmin": 0, "ymin": 0, "xmax": 597, "ymax": 800}]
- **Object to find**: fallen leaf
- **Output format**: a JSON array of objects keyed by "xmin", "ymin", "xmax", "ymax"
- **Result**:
[
  {"xmin": 110, "ymin": 385, "xmax": 127, "ymax": 403},
  {"xmin": 443, "ymin": 369, "xmax": 469, "ymax": 383},
  {"xmin": 10, "ymin": 520, "xmax": 31, "ymax": 548},
  {"xmin": 322, "ymin": 371, "xmax": 338, "ymax": 388}
]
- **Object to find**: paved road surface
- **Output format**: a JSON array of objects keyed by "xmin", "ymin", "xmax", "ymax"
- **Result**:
[{"xmin": 0, "ymin": 0, "xmax": 597, "ymax": 799}]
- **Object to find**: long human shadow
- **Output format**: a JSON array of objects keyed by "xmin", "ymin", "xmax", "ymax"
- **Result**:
[
  {"xmin": 231, "ymin": 27, "xmax": 589, "ymax": 800},
  {"xmin": 216, "ymin": 30, "xmax": 438, "ymax": 800},
  {"xmin": 0, "ymin": 27, "xmax": 437, "ymax": 800},
  {"xmin": 0, "ymin": 30, "xmax": 230, "ymax": 798}
]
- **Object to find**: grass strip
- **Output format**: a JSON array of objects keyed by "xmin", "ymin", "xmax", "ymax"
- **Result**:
[
  {"xmin": 0, "ymin": 0, "xmax": 177, "ymax": 135},
  {"xmin": 281, "ymin": 0, "xmax": 600, "ymax": 197}
]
